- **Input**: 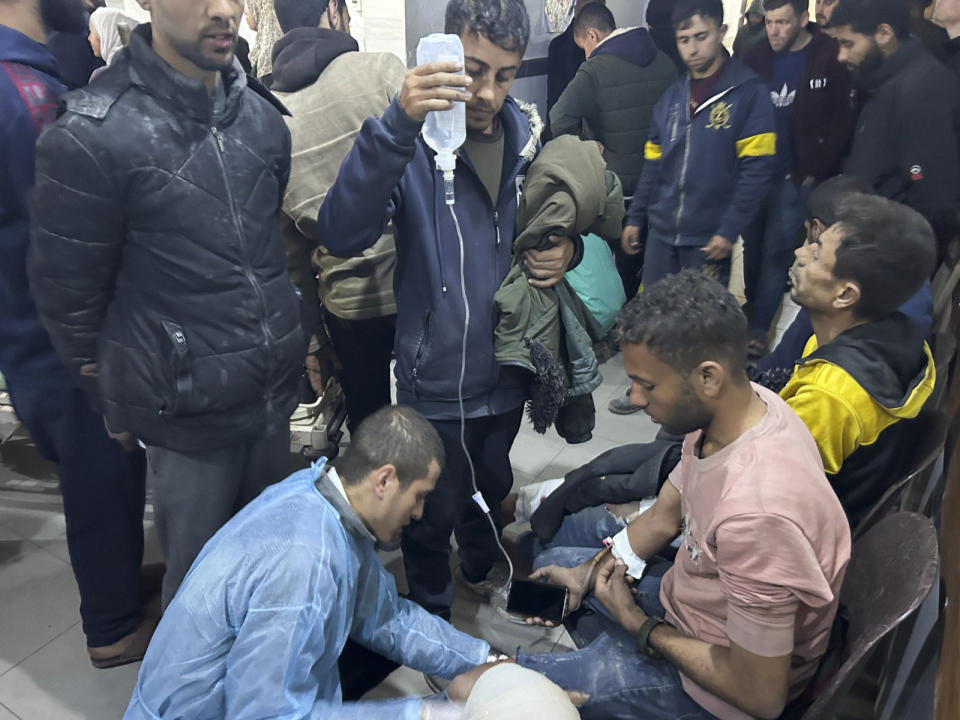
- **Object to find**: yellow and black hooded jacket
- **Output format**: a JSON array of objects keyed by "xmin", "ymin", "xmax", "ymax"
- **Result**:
[{"xmin": 779, "ymin": 313, "xmax": 935, "ymax": 519}]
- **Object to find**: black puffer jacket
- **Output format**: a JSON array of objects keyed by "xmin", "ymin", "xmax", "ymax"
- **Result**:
[
  {"xmin": 29, "ymin": 24, "xmax": 305, "ymax": 452},
  {"xmin": 843, "ymin": 37, "xmax": 960, "ymax": 249}
]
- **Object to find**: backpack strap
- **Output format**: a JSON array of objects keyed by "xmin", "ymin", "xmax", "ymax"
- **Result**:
[{"xmin": 0, "ymin": 61, "xmax": 58, "ymax": 134}]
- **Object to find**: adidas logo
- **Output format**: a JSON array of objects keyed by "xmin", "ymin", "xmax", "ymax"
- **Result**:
[{"xmin": 771, "ymin": 83, "xmax": 796, "ymax": 108}]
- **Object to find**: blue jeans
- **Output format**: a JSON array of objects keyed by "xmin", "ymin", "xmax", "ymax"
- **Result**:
[
  {"xmin": 517, "ymin": 547, "xmax": 718, "ymax": 720},
  {"xmin": 742, "ymin": 180, "xmax": 810, "ymax": 335},
  {"xmin": 641, "ymin": 228, "xmax": 731, "ymax": 289},
  {"xmin": 534, "ymin": 505, "xmax": 626, "ymax": 557}
]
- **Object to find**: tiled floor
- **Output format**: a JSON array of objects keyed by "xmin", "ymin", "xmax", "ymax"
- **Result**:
[{"xmin": 0, "ymin": 352, "xmax": 667, "ymax": 719}]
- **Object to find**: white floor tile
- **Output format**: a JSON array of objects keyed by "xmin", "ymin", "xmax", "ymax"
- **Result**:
[
  {"xmin": 0, "ymin": 547, "xmax": 81, "ymax": 676},
  {"xmin": 0, "ymin": 623, "xmax": 139, "ymax": 720},
  {"xmin": 0, "ymin": 509, "xmax": 65, "ymax": 543},
  {"xmin": 0, "ymin": 703, "xmax": 20, "ymax": 720},
  {"xmin": 509, "ymin": 470, "xmax": 538, "ymax": 492},
  {"xmin": 591, "ymin": 406, "xmax": 660, "ymax": 446},
  {"xmin": 508, "ymin": 431, "xmax": 565, "ymax": 478},
  {"xmin": 534, "ymin": 439, "xmax": 623, "ymax": 482}
]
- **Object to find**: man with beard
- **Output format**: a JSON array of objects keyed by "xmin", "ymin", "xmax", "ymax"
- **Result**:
[
  {"xmin": 815, "ymin": 0, "xmax": 839, "ymax": 27},
  {"xmin": 317, "ymin": 0, "xmax": 583, "ymax": 621},
  {"xmin": 766, "ymin": 191, "xmax": 936, "ymax": 519},
  {"xmin": 124, "ymin": 406, "xmax": 496, "ymax": 720},
  {"xmin": 830, "ymin": 0, "xmax": 960, "ymax": 260},
  {"xmin": 29, "ymin": 0, "xmax": 305, "ymax": 610},
  {"xmin": 516, "ymin": 270, "xmax": 851, "ymax": 720},
  {"xmin": 0, "ymin": 0, "xmax": 155, "ymax": 667},
  {"xmin": 740, "ymin": 0, "xmax": 857, "ymax": 355}
]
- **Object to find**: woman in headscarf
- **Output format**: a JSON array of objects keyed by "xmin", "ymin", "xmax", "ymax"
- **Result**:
[
  {"xmin": 87, "ymin": 7, "xmax": 138, "ymax": 79},
  {"xmin": 245, "ymin": 0, "xmax": 283, "ymax": 82}
]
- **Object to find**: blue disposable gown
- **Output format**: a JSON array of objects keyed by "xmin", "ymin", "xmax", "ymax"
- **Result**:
[{"xmin": 124, "ymin": 463, "xmax": 490, "ymax": 719}]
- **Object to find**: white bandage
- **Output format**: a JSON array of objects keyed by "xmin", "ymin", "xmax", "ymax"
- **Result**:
[
  {"xmin": 421, "ymin": 700, "xmax": 463, "ymax": 720},
  {"xmin": 514, "ymin": 478, "xmax": 565, "ymax": 523},
  {"xmin": 611, "ymin": 527, "xmax": 647, "ymax": 580}
]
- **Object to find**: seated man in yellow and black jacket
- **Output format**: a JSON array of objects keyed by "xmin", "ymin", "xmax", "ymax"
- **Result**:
[
  {"xmin": 772, "ymin": 191, "xmax": 936, "ymax": 519},
  {"xmin": 529, "ymin": 187, "xmax": 935, "ymax": 545}
]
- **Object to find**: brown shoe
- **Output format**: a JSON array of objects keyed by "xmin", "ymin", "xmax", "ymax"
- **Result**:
[{"xmin": 87, "ymin": 617, "xmax": 158, "ymax": 669}]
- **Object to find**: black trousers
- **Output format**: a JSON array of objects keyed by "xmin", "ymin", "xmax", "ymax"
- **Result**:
[
  {"xmin": 7, "ymin": 381, "xmax": 146, "ymax": 646},
  {"xmin": 322, "ymin": 309, "xmax": 396, "ymax": 432},
  {"xmin": 401, "ymin": 406, "xmax": 524, "ymax": 618}
]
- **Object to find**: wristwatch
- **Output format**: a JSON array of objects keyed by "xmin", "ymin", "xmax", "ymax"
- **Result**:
[{"xmin": 635, "ymin": 616, "xmax": 671, "ymax": 660}]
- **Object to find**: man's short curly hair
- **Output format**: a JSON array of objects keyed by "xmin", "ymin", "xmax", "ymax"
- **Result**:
[
  {"xmin": 444, "ymin": 0, "xmax": 531, "ymax": 54},
  {"xmin": 614, "ymin": 270, "xmax": 749, "ymax": 378}
]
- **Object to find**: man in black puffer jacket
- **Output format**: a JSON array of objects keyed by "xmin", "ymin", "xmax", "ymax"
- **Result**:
[
  {"xmin": 29, "ymin": 4, "xmax": 304, "ymax": 609},
  {"xmin": 830, "ymin": 0, "xmax": 960, "ymax": 261}
]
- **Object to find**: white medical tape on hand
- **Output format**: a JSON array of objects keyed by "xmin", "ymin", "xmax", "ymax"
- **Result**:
[{"xmin": 611, "ymin": 527, "xmax": 647, "ymax": 580}]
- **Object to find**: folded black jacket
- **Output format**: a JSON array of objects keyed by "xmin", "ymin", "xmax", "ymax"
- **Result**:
[{"xmin": 531, "ymin": 435, "xmax": 681, "ymax": 542}]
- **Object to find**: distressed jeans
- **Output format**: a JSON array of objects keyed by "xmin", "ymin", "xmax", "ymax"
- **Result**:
[
  {"xmin": 517, "ymin": 547, "xmax": 719, "ymax": 720},
  {"xmin": 534, "ymin": 505, "xmax": 626, "ymax": 558}
]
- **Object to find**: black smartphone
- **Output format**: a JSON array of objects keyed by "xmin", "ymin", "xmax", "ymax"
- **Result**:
[{"xmin": 506, "ymin": 579, "xmax": 569, "ymax": 624}]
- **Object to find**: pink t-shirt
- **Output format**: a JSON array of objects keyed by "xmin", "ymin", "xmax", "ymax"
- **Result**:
[{"xmin": 659, "ymin": 384, "xmax": 851, "ymax": 720}]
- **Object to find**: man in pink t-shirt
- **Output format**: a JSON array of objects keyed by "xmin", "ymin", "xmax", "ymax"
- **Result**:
[{"xmin": 518, "ymin": 269, "xmax": 851, "ymax": 720}]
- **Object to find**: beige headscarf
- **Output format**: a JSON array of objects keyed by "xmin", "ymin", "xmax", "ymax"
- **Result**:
[
  {"xmin": 462, "ymin": 664, "xmax": 581, "ymax": 720},
  {"xmin": 90, "ymin": 8, "xmax": 138, "ymax": 65}
]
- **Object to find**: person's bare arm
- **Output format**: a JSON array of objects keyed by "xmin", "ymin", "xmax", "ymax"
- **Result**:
[
  {"xmin": 648, "ymin": 625, "xmax": 791, "ymax": 719},
  {"xmin": 624, "ymin": 476, "xmax": 683, "ymax": 558},
  {"xmin": 593, "ymin": 559, "xmax": 791, "ymax": 719}
]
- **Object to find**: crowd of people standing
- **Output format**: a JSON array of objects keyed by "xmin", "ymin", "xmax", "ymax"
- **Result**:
[{"xmin": 0, "ymin": 0, "xmax": 957, "ymax": 717}]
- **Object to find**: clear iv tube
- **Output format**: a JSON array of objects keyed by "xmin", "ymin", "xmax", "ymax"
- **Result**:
[{"xmin": 449, "ymin": 203, "xmax": 514, "ymax": 592}]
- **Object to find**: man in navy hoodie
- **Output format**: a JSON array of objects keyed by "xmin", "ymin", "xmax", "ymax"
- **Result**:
[
  {"xmin": 317, "ymin": 0, "xmax": 582, "ymax": 619},
  {"xmin": 620, "ymin": 0, "xmax": 776, "ymax": 290},
  {"xmin": 611, "ymin": 0, "xmax": 776, "ymax": 415},
  {"xmin": 0, "ymin": 0, "xmax": 153, "ymax": 667}
]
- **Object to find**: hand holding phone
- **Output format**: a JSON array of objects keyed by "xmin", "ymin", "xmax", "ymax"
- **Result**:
[{"xmin": 506, "ymin": 579, "xmax": 569, "ymax": 625}]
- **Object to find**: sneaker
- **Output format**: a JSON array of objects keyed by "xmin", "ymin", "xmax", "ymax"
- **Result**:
[
  {"xmin": 457, "ymin": 564, "xmax": 510, "ymax": 606},
  {"xmin": 608, "ymin": 391, "xmax": 642, "ymax": 415}
]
